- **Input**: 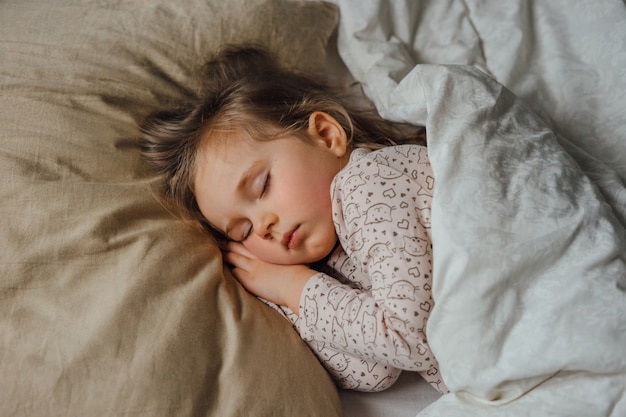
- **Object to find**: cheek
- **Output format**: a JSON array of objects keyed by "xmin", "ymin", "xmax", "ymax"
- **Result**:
[
  {"xmin": 242, "ymin": 238, "xmax": 278, "ymax": 264},
  {"xmin": 242, "ymin": 238, "xmax": 264, "ymax": 258},
  {"xmin": 285, "ymin": 166, "xmax": 334, "ymax": 210}
]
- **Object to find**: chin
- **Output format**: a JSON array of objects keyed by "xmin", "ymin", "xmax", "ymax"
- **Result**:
[
  {"xmin": 307, "ymin": 242, "xmax": 338, "ymax": 264},
  {"xmin": 258, "ymin": 252, "xmax": 309, "ymax": 266},
  {"xmin": 253, "ymin": 241, "xmax": 336, "ymax": 266},
  {"xmin": 266, "ymin": 252, "xmax": 324, "ymax": 266}
]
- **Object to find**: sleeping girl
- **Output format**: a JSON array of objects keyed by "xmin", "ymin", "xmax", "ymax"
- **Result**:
[{"xmin": 140, "ymin": 45, "xmax": 448, "ymax": 394}]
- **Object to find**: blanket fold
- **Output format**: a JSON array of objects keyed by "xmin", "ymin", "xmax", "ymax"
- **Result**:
[{"xmin": 350, "ymin": 62, "xmax": 626, "ymax": 416}]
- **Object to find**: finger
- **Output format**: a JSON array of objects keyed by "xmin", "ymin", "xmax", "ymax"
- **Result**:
[
  {"xmin": 230, "ymin": 266, "xmax": 244, "ymax": 281},
  {"xmin": 230, "ymin": 267, "xmax": 253, "ymax": 289},
  {"xmin": 224, "ymin": 250, "xmax": 254, "ymax": 272},
  {"xmin": 227, "ymin": 242, "xmax": 256, "ymax": 259}
]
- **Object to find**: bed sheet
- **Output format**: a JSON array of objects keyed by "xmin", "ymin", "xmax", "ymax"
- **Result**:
[{"xmin": 323, "ymin": 1, "xmax": 626, "ymax": 416}]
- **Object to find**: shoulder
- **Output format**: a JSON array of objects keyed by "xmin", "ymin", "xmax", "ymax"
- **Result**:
[
  {"xmin": 332, "ymin": 144, "xmax": 431, "ymax": 200},
  {"xmin": 331, "ymin": 144, "xmax": 434, "ymax": 251}
]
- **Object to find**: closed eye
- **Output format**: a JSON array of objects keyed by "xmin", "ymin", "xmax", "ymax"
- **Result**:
[
  {"xmin": 229, "ymin": 220, "xmax": 252, "ymax": 243},
  {"xmin": 259, "ymin": 173, "xmax": 271, "ymax": 198},
  {"xmin": 237, "ymin": 173, "xmax": 271, "ymax": 239},
  {"xmin": 230, "ymin": 172, "xmax": 271, "ymax": 242},
  {"xmin": 241, "ymin": 224, "xmax": 253, "ymax": 241},
  {"xmin": 240, "ymin": 174, "xmax": 270, "ymax": 240}
]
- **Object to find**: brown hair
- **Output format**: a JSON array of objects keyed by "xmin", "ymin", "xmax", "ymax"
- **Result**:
[{"xmin": 140, "ymin": 44, "xmax": 425, "ymax": 233}]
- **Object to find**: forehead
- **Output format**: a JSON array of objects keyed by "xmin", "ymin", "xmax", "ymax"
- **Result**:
[
  {"xmin": 194, "ymin": 131, "xmax": 253, "ymax": 186},
  {"xmin": 193, "ymin": 123, "xmax": 306, "ymax": 185}
]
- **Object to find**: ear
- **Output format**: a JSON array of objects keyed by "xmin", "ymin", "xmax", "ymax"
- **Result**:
[{"xmin": 307, "ymin": 111, "xmax": 348, "ymax": 158}]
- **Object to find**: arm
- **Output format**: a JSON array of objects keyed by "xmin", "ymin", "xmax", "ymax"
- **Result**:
[
  {"xmin": 314, "ymin": 340, "xmax": 402, "ymax": 392},
  {"xmin": 226, "ymin": 244, "xmax": 403, "ymax": 392},
  {"xmin": 261, "ymin": 299, "xmax": 402, "ymax": 392},
  {"xmin": 298, "ymin": 145, "xmax": 447, "ymax": 392}
]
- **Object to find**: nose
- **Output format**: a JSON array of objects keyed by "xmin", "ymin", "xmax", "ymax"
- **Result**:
[{"xmin": 252, "ymin": 211, "xmax": 277, "ymax": 240}]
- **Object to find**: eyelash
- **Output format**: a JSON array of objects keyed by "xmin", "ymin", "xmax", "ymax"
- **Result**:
[
  {"xmin": 259, "ymin": 173, "xmax": 270, "ymax": 199},
  {"xmin": 239, "ymin": 173, "xmax": 271, "ymax": 241}
]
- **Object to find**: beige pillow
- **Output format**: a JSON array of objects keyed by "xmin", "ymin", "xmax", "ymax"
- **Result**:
[{"xmin": 0, "ymin": 1, "xmax": 343, "ymax": 416}]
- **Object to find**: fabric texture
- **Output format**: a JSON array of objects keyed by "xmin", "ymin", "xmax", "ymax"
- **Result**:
[
  {"xmin": 0, "ymin": 1, "xmax": 343, "ymax": 416},
  {"xmin": 422, "ymin": 64, "xmax": 626, "ymax": 417},
  {"xmin": 331, "ymin": 0, "xmax": 626, "ymax": 228},
  {"xmin": 305, "ymin": 145, "xmax": 442, "ymax": 390}
]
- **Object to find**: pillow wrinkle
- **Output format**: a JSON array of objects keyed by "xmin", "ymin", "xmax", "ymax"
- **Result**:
[{"xmin": 0, "ymin": 1, "xmax": 342, "ymax": 417}]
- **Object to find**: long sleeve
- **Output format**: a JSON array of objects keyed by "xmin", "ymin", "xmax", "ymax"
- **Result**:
[
  {"xmin": 298, "ymin": 145, "xmax": 447, "ymax": 393},
  {"xmin": 262, "ymin": 298, "xmax": 401, "ymax": 392}
]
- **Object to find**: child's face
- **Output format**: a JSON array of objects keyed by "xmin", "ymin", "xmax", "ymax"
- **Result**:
[{"xmin": 194, "ymin": 113, "xmax": 349, "ymax": 265}]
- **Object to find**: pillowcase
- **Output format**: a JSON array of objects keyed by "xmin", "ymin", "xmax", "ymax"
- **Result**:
[{"xmin": 0, "ymin": 1, "xmax": 342, "ymax": 416}]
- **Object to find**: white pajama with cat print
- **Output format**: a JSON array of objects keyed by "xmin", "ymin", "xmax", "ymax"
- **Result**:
[{"xmin": 266, "ymin": 144, "xmax": 447, "ymax": 394}]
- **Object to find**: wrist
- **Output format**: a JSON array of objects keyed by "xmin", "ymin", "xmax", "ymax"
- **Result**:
[{"xmin": 283, "ymin": 266, "xmax": 315, "ymax": 315}]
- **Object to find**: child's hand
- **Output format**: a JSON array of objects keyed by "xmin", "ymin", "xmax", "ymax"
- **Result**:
[{"xmin": 223, "ymin": 242, "xmax": 315, "ymax": 315}]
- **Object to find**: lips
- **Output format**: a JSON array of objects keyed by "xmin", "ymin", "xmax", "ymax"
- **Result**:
[{"xmin": 281, "ymin": 226, "xmax": 300, "ymax": 249}]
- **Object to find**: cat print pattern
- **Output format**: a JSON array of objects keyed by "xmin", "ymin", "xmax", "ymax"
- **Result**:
[{"xmin": 296, "ymin": 145, "xmax": 447, "ymax": 393}]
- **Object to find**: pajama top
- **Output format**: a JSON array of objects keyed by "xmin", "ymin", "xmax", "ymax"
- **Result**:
[{"xmin": 267, "ymin": 144, "xmax": 446, "ymax": 393}]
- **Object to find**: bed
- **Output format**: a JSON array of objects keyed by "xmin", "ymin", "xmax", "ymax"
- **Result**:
[{"xmin": 1, "ymin": 1, "xmax": 625, "ymax": 417}]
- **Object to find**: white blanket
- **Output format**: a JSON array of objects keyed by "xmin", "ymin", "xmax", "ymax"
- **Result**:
[
  {"xmin": 329, "ymin": 0, "xmax": 626, "ymax": 415},
  {"xmin": 410, "ymin": 64, "xmax": 625, "ymax": 416}
]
